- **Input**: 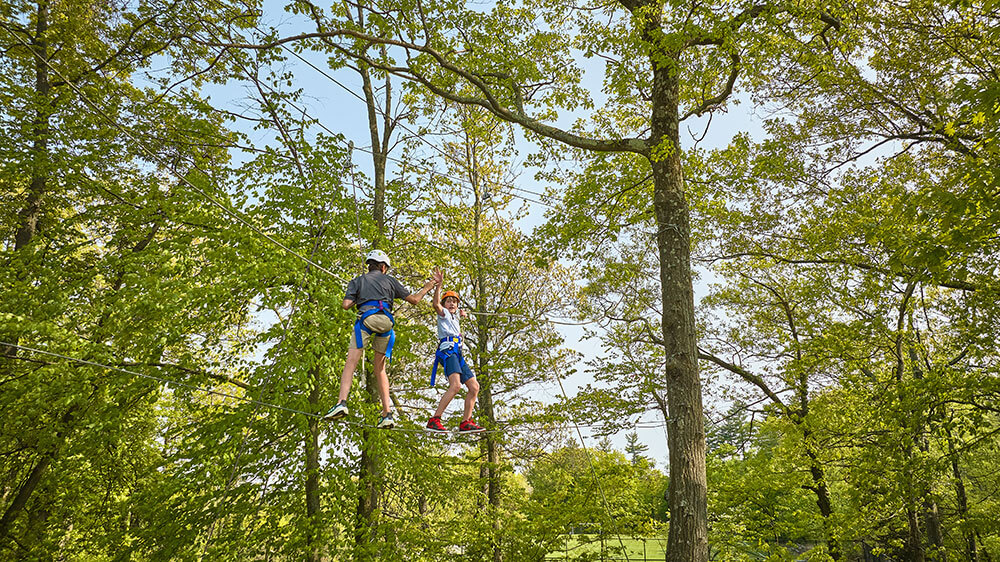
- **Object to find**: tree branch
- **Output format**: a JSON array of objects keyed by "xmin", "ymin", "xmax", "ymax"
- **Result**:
[
  {"xmin": 698, "ymin": 349, "xmax": 788, "ymax": 411},
  {"xmin": 191, "ymin": 26, "xmax": 647, "ymax": 155},
  {"xmin": 681, "ymin": 53, "xmax": 741, "ymax": 121},
  {"xmin": 707, "ymin": 251, "xmax": 978, "ymax": 292}
]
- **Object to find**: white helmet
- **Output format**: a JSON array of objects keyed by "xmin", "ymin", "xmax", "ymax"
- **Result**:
[{"xmin": 365, "ymin": 249, "xmax": 391, "ymax": 268}]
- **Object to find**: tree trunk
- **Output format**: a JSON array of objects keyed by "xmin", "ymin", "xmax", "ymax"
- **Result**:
[
  {"xmin": 359, "ymin": 60, "xmax": 388, "ymax": 249},
  {"xmin": 305, "ymin": 365, "xmax": 322, "ymax": 562},
  {"xmin": 471, "ymin": 162, "xmax": 503, "ymax": 562},
  {"xmin": 799, "ymin": 392, "xmax": 840, "ymax": 561},
  {"xmin": 14, "ymin": 0, "xmax": 51, "ymax": 253},
  {"xmin": 353, "ymin": 35, "xmax": 392, "ymax": 558},
  {"xmin": 905, "ymin": 508, "xmax": 926, "ymax": 562},
  {"xmin": 908, "ymin": 348, "xmax": 942, "ymax": 561},
  {"xmin": 354, "ymin": 376, "xmax": 381, "ymax": 559},
  {"xmin": 0, "ymin": 405, "xmax": 77, "ymax": 544},
  {"xmin": 0, "ymin": 455, "xmax": 53, "ymax": 543},
  {"xmin": 649, "ymin": 60, "xmax": 708, "ymax": 562},
  {"xmin": 944, "ymin": 423, "xmax": 978, "ymax": 562},
  {"xmin": 923, "ymin": 499, "xmax": 945, "ymax": 562},
  {"xmin": 3, "ymin": 0, "xmax": 51, "ymax": 361},
  {"xmin": 805, "ymin": 450, "xmax": 840, "ymax": 560}
]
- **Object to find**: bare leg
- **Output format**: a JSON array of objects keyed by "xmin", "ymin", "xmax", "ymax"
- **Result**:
[
  {"xmin": 373, "ymin": 352, "xmax": 392, "ymax": 414},
  {"xmin": 433, "ymin": 373, "xmax": 462, "ymax": 418},
  {"xmin": 338, "ymin": 346, "xmax": 364, "ymax": 403},
  {"xmin": 463, "ymin": 377, "xmax": 480, "ymax": 421}
]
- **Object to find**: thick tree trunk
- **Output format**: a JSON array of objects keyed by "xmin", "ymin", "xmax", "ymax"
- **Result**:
[
  {"xmin": 907, "ymin": 348, "xmax": 942, "ymax": 561},
  {"xmin": 305, "ymin": 365, "xmax": 322, "ymax": 562},
  {"xmin": 649, "ymin": 63, "xmax": 708, "ymax": 562},
  {"xmin": 359, "ymin": 62, "xmax": 388, "ymax": 248},
  {"xmin": 471, "ymin": 170, "xmax": 502, "ymax": 562},
  {"xmin": 0, "ymin": 455, "xmax": 52, "ymax": 543},
  {"xmin": 354, "ymin": 376, "xmax": 381, "ymax": 559},
  {"xmin": 804, "ymin": 447, "xmax": 840, "ymax": 560},
  {"xmin": 798, "ymin": 375, "xmax": 840, "ymax": 560},
  {"xmin": 477, "ymin": 391, "xmax": 502, "ymax": 562},
  {"xmin": 905, "ymin": 508, "xmax": 926, "ymax": 562},
  {"xmin": 923, "ymin": 499, "xmax": 945, "ymax": 562}
]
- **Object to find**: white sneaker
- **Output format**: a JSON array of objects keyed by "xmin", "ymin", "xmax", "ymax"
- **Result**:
[
  {"xmin": 376, "ymin": 412, "xmax": 395, "ymax": 429},
  {"xmin": 324, "ymin": 401, "xmax": 348, "ymax": 420}
]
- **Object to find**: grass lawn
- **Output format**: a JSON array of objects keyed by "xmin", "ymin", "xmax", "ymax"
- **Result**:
[{"xmin": 545, "ymin": 534, "xmax": 669, "ymax": 560}]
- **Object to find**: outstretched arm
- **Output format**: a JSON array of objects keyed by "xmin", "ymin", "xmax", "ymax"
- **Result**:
[
  {"xmin": 431, "ymin": 269, "xmax": 445, "ymax": 316},
  {"xmin": 404, "ymin": 270, "xmax": 441, "ymax": 305}
]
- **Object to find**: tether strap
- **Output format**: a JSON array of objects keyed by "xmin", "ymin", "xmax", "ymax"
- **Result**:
[
  {"xmin": 354, "ymin": 300, "xmax": 396, "ymax": 363},
  {"xmin": 431, "ymin": 336, "xmax": 465, "ymax": 386}
]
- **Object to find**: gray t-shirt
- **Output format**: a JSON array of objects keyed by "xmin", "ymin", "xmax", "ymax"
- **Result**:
[
  {"xmin": 345, "ymin": 272, "xmax": 411, "ymax": 312},
  {"xmin": 437, "ymin": 309, "xmax": 462, "ymax": 341}
]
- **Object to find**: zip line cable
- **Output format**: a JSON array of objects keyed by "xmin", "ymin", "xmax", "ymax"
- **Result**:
[
  {"xmin": 243, "ymin": 25, "xmax": 559, "ymax": 210},
  {"xmin": 1, "ymin": 26, "xmax": 349, "ymax": 286},
  {"xmin": 201, "ymin": 293, "xmax": 301, "ymax": 558},
  {"xmin": 553, "ymin": 366, "xmax": 632, "ymax": 562},
  {"xmin": 0, "ymin": 342, "xmax": 322, "ymax": 419},
  {"xmin": 2, "ymin": 342, "xmax": 663, "ymax": 437}
]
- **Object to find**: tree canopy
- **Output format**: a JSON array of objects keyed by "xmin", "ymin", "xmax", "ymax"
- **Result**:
[{"xmin": 2, "ymin": 0, "xmax": 999, "ymax": 560}]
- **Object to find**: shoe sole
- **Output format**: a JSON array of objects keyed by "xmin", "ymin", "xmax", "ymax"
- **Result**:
[
  {"xmin": 377, "ymin": 423, "xmax": 395, "ymax": 429},
  {"xmin": 459, "ymin": 428, "xmax": 486, "ymax": 434},
  {"xmin": 424, "ymin": 427, "xmax": 448, "ymax": 434},
  {"xmin": 324, "ymin": 410, "xmax": 348, "ymax": 421}
]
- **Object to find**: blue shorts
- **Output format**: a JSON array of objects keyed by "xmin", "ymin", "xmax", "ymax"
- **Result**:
[{"xmin": 444, "ymin": 352, "xmax": 475, "ymax": 384}]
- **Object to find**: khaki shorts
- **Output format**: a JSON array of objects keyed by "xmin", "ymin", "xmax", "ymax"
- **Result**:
[{"xmin": 352, "ymin": 314, "xmax": 393, "ymax": 354}]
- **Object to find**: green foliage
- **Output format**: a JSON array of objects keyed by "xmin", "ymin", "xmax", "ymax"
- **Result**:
[{"xmin": 3, "ymin": 0, "xmax": 1000, "ymax": 560}]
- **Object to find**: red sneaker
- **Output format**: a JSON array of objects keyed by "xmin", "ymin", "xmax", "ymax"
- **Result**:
[
  {"xmin": 459, "ymin": 419, "xmax": 485, "ymax": 433},
  {"xmin": 425, "ymin": 416, "xmax": 447, "ymax": 433}
]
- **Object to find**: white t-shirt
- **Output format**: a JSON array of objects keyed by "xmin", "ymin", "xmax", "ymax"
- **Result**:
[{"xmin": 436, "ymin": 309, "xmax": 462, "ymax": 345}]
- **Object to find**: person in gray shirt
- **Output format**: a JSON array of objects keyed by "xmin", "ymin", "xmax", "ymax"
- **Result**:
[{"xmin": 324, "ymin": 249, "xmax": 439, "ymax": 429}]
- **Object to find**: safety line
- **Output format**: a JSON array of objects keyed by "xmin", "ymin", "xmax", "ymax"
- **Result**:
[
  {"xmin": 0, "ymin": 342, "xmax": 323, "ymax": 418},
  {"xmin": 463, "ymin": 309, "xmax": 596, "ymax": 327},
  {"xmin": 247, "ymin": 25, "xmax": 558, "ymax": 210},
  {"xmin": 3, "ymin": 342, "xmax": 666, "ymax": 438},
  {"xmin": 1, "ymin": 26, "xmax": 349, "ymax": 286},
  {"xmin": 554, "ymin": 369, "xmax": 632, "ymax": 561}
]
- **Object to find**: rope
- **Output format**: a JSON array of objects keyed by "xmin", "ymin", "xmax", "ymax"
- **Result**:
[
  {"xmin": 553, "ymin": 369, "xmax": 632, "ymax": 561},
  {"xmin": 3, "ymin": 342, "xmax": 665, "ymax": 439},
  {"xmin": 0, "ymin": 26, "xmax": 348, "ymax": 286},
  {"xmin": 463, "ymin": 309, "xmax": 596, "ymax": 327},
  {"xmin": 1, "ymin": 342, "xmax": 322, "ymax": 419},
  {"xmin": 200, "ymin": 293, "xmax": 301, "ymax": 558},
  {"xmin": 245, "ymin": 24, "xmax": 558, "ymax": 210}
]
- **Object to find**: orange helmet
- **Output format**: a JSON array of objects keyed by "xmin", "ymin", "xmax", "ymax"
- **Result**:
[{"xmin": 441, "ymin": 290, "xmax": 460, "ymax": 303}]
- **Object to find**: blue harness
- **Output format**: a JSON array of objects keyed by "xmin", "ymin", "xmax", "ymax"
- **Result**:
[
  {"xmin": 431, "ymin": 336, "xmax": 466, "ymax": 386},
  {"xmin": 354, "ymin": 300, "xmax": 396, "ymax": 363}
]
